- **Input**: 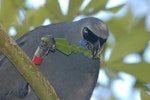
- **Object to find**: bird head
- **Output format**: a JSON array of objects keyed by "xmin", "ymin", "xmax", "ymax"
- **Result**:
[{"xmin": 79, "ymin": 18, "xmax": 109, "ymax": 57}]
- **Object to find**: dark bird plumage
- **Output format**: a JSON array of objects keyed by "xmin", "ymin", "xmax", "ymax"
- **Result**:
[{"xmin": 0, "ymin": 17, "xmax": 109, "ymax": 100}]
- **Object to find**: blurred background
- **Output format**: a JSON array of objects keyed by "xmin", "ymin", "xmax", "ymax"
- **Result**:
[{"xmin": 0, "ymin": 0, "xmax": 150, "ymax": 100}]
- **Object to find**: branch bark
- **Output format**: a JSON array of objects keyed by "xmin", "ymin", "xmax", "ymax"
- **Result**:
[{"xmin": 0, "ymin": 24, "xmax": 59, "ymax": 100}]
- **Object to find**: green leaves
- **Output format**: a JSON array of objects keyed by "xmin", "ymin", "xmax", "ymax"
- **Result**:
[
  {"xmin": 141, "ymin": 89, "xmax": 150, "ymax": 100},
  {"xmin": 67, "ymin": 0, "xmax": 84, "ymax": 20},
  {"xmin": 0, "ymin": 0, "xmax": 25, "ymax": 31},
  {"xmin": 110, "ymin": 61, "xmax": 150, "ymax": 82},
  {"xmin": 106, "ymin": 15, "xmax": 150, "ymax": 84},
  {"xmin": 81, "ymin": 0, "xmax": 107, "ymax": 15},
  {"xmin": 108, "ymin": 17, "xmax": 150, "ymax": 64},
  {"xmin": 55, "ymin": 38, "xmax": 92, "ymax": 57}
]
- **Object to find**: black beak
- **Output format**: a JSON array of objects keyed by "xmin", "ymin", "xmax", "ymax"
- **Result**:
[
  {"xmin": 93, "ymin": 40, "xmax": 102, "ymax": 57},
  {"xmin": 81, "ymin": 27, "xmax": 107, "ymax": 57},
  {"xmin": 92, "ymin": 37, "xmax": 107, "ymax": 57},
  {"xmin": 86, "ymin": 39, "xmax": 102, "ymax": 57}
]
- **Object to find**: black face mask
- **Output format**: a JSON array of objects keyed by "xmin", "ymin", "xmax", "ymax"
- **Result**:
[
  {"xmin": 80, "ymin": 27, "xmax": 107, "ymax": 57},
  {"xmin": 82, "ymin": 27, "xmax": 99, "ymax": 44}
]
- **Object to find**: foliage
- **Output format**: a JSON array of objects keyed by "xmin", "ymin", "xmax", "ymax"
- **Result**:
[
  {"xmin": 0, "ymin": 0, "xmax": 150, "ymax": 99},
  {"xmin": 56, "ymin": 38, "xmax": 92, "ymax": 57}
]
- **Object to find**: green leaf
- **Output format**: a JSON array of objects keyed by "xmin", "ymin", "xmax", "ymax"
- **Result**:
[
  {"xmin": 82, "ymin": 0, "xmax": 107, "ymax": 15},
  {"xmin": 41, "ymin": 37, "xmax": 50, "ymax": 42},
  {"xmin": 134, "ymin": 80, "xmax": 149, "ymax": 91},
  {"xmin": 0, "ymin": 51, "xmax": 2, "ymax": 56},
  {"xmin": 45, "ymin": 0, "xmax": 64, "ymax": 22},
  {"xmin": 67, "ymin": 0, "xmax": 84, "ymax": 20},
  {"xmin": 15, "ymin": 25, "xmax": 30, "ymax": 39},
  {"xmin": 0, "ymin": 0, "xmax": 25, "ymax": 31},
  {"xmin": 107, "ymin": 13, "xmax": 132, "ymax": 40},
  {"xmin": 141, "ymin": 89, "xmax": 150, "ymax": 100},
  {"xmin": 109, "ymin": 61, "xmax": 150, "ymax": 82},
  {"xmin": 55, "ymin": 38, "xmax": 72, "ymax": 55},
  {"xmin": 15, "ymin": 7, "xmax": 49, "ymax": 38},
  {"xmin": 107, "ymin": 16, "xmax": 150, "ymax": 64},
  {"xmin": 55, "ymin": 38, "xmax": 92, "ymax": 57},
  {"xmin": 23, "ymin": 7, "xmax": 47, "ymax": 27},
  {"xmin": 106, "ymin": 4, "xmax": 125, "ymax": 13}
]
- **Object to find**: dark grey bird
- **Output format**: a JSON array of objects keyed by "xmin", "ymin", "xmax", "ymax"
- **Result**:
[{"xmin": 0, "ymin": 17, "xmax": 109, "ymax": 100}]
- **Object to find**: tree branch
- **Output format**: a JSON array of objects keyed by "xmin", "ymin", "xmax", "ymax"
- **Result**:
[{"xmin": 0, "ymin": 24, "xmax": 59, "ymax": 100}]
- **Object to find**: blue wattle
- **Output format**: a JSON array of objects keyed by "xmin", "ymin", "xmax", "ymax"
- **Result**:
[{"xmin": 78, "ymin": 39, "xmax": 88, "ymax": 50}]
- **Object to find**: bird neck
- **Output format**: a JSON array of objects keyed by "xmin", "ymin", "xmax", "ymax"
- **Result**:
[{"xmin": 65, "ymin": 23, "xmax": 83, "ymax": 45}]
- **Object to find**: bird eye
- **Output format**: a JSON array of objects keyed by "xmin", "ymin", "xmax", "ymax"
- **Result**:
[{"xmin": 82, "ymin": 27, "xmax": 88, "ymax": 37}]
